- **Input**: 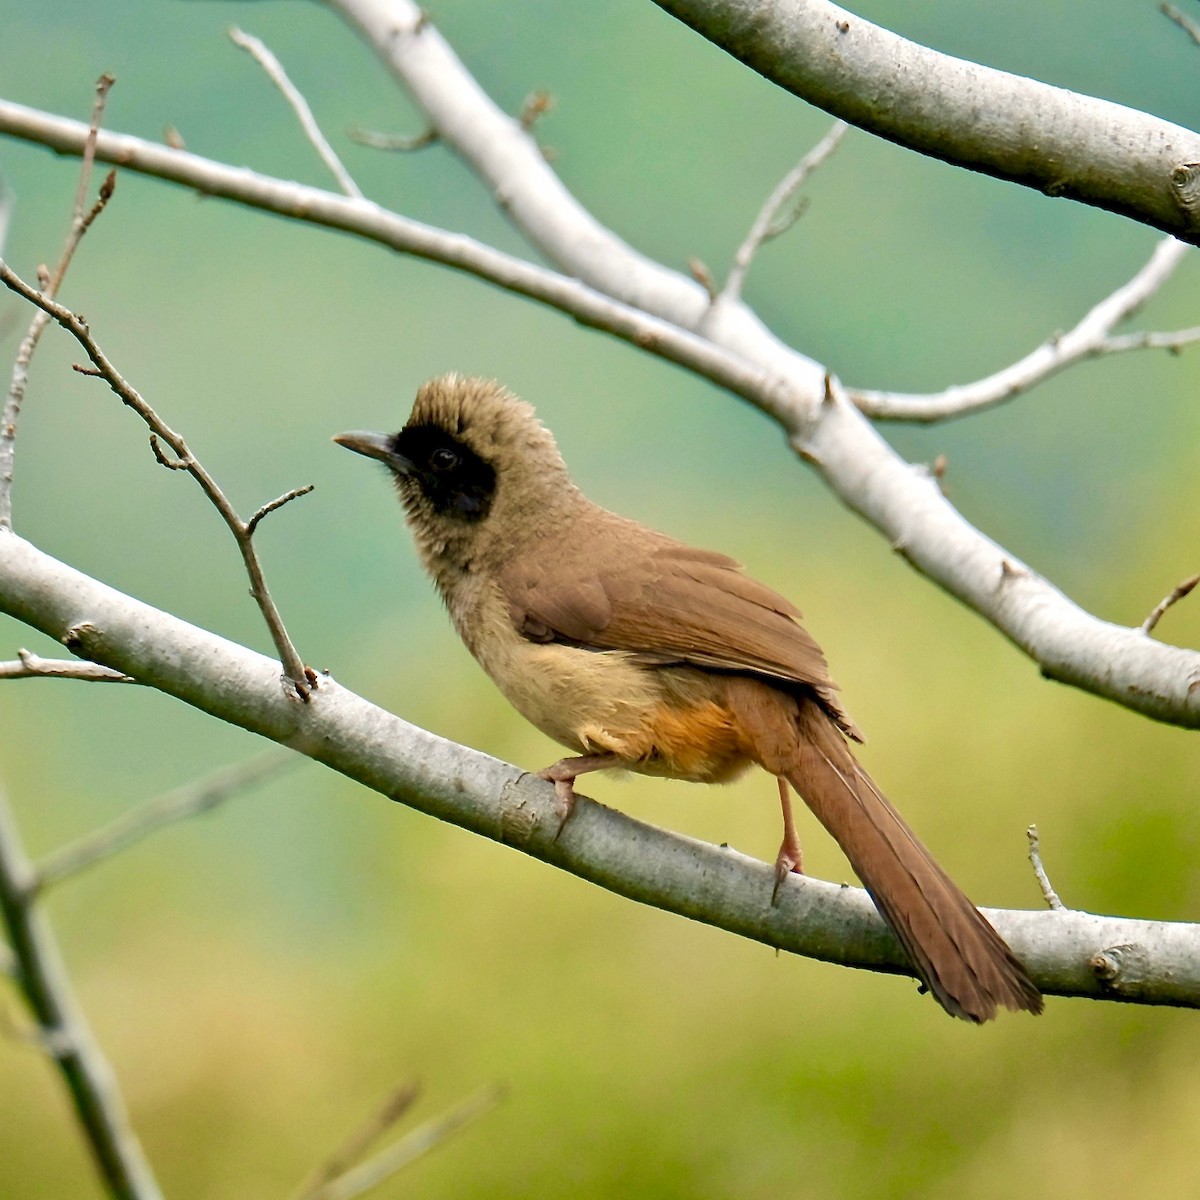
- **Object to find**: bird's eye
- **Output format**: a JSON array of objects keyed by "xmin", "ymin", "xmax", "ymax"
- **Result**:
[{"xmin": 430, "ymin": 447, "xmax": 459, "ymax": 471}]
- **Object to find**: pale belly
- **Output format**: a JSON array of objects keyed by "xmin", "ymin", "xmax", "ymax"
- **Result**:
[
  {"xmin": 464, "ymin": 609, "xmax": 751, "ymax": 783},
  {"xmin": 478, "ymin": 630, "xmax": 662, "ymax": 756}
]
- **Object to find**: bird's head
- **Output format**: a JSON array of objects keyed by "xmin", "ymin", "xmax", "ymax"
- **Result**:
[{"xmin": 335, "ymin": 373, "xmax": 580, "ymax": 582}]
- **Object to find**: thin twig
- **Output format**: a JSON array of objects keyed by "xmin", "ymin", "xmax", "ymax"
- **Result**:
[
  {"xmin": 721, "ymin": 120, "xmax": 848, "ymax": 306},
  {"xmin": 312, "ymin": 1084, "xmax": 506, "ymax": 1200},
  {"xmin": 0, "ymin": 259, "xmax": 316, "ymax": 697},
  {"xmin": 1162, "ymin": 2, "xmax": 1200, "ymax": 47},
  {"xmin": 34, "ymin": 751, "xmax": 298, "ymax": 893},
  {"xmin": 147, "ymin": 432, "xmax": 192, "ymax": 470},
  {"xmin": 852, "ymin": 236, "xmax": 1195, "ymax": 421},
  {"xmin": 292, "ymin": 1082, "xmax": 421, "ymax": 1200},
  {"xmin": 347, "ymin": 125, "xmax": 439, "ymax": 152},
  {"xmin": 1141, "ymin": 572, "xmax": 1200, "ymax": 636},
  {"xmin": 0, "ymin": 74, "xmax": 115, "ymax": 531},
  {"xmin": 1027, "ymin": 825, "xmax": 1065, "ymax": 911},
  {"xmin": 0, "ymin": 647, "xmax": 134, "ymax": 682},
  {"xmin": 52, "ymin": 74, "xmax": 115, "ymax": 297},
  {"xmin": 229, "ymin": 27, "xmax": 363, "ymax": 200},
  {"xmin": 688, "ymin": 257, "xmax": 718, "ymax": 301},
  {"xmin": 1104, "ymin": 326, "xmax": 1200, "ymax": 353},
  {"xmin": 0, "ymin": 780, "xmax": 163, "ymax": 1199},
  {"xmin": 246, "ymin": 484, "xmax": 315, "ymax": 536}
]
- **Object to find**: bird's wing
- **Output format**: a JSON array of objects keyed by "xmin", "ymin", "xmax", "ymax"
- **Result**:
[{"xmin": 498, "ymin": 516, "xmax": 860, "ymax": 736}]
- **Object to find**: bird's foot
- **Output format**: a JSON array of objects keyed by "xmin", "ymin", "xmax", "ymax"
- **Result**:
[
  {"xmin": 770, "ymin": 837, "xmax": 805, "ymax": 906},
  {"xmin": 537, "ymin": 763, "xmax": 584, "ymax": 839},
  {"xmin": 536, "ymin": 752, "xmax": 620, "ymax": 840},
  {"xmin": 536, "ymin": 766, "xmax": 578, "ymax": 832}
]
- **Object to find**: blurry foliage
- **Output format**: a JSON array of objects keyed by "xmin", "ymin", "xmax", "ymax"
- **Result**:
[{"xmin": 1, "ymin": 1, "xmax": 1199, "ymax": 1197}]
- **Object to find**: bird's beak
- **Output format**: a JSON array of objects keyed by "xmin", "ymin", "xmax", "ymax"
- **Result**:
[{"xmin": 333, "ymin": 430, "xmax": 414, "ymax": 474}]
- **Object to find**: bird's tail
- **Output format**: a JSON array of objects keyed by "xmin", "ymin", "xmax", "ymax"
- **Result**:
[{"xmin": 729, "ymin": 680, "xmax": 1043, "ymax": 1022}]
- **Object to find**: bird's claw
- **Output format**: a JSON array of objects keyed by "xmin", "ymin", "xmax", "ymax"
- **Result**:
[
  {"xmin": 770, "ymin": 846, "xmax": 804, "ymax": 907},
  {"xmin": 536, "ymin": 768, "xmax": 577, "ymax": 839}
]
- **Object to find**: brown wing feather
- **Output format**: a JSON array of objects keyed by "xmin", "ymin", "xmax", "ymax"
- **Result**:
[{"xmin": 499, "ymin": 515, "xmax": 861, "ymax": 737}]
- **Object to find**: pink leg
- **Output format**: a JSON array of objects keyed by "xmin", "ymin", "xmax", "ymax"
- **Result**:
[
  {"xmin": 537, "ymin": 753, "xmax": 622, "ymax": 829},
  {"xmin": 771, "ymin": 776, "xmax": 805, "ymax": 904}
]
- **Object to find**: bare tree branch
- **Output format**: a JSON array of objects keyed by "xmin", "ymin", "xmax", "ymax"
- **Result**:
[
  {"xmin": 293, "ymin": 1082, "xmax": 421, "ymax": 1200},
  {"xmin": 1163, "ymin": 2, "xmax": 1200, "ymax": 48},
  {"xmin": 0, "ymin": 261, "xmax": 316, "ymax": 698},
  {"xmin": 147, "ymin": 431, "xmax": 192, "ymax": 471},
  {"xmin": 720, "ymin": 120, "xmax": 847, "ymax": 307},
  {"xmin": 650, "ymin": 0, "xmax": 1200, "ymax": 242},
  {"xmin": 1142, "ymin": 573, "xmax": 1200, "ymax": 637},
  {"xmin": 1026, "ymin": 825, "xmax": 1065, "ymax": 912},
  {"xmin": 0, "ymin": 778, "xmax": 163, "ymax": 1200},
  {"xmin": 851, "ymin": 237, "xmax": 1198, "ymax": 421},
  {"xmin": 347, "ymin": 125, "xmax": 438, "ymax": 152},
  {"xmin": 311, "ymin": 1084, "xmax": 505, "ymax": 1200},
  {"xmin": 34, "ymin": 750, "xmax": 299, "ymax": 893},
  {"xmin": 229, "ymin": 26, "xmax": 364, "ymax": 199},
  {"xmin": 246, "ymin": 485, "xmax": 316, "ymax": 536},
  {"xmin": 0, "ymin": 74, "xmax": 115, "ymax": 532},
  {"xmin": 52, "ymin": 74, "xmax": 116, "ymax": 296},
  {"xmin": 0, "ymin": 647, "xmax": 134, "ymax": 682},
  {"xmin": 1105, "ymin": 326, "xmax": 1200, "ymax": 352},
  {"xmin": 1, "ymin": 528, "xmax": 1198, "ymax": 1011}
]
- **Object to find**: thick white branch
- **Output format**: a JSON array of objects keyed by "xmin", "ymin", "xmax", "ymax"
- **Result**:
[
  {"xmin": 651, "ymin": 0, "xmax": 1200, "ymax": 241},
  {"xmin": 803, "ymin": 383, "xmax": 1200, "ymax": 725},
  {"xmin": 1, "ymin": 527, "xmax": 1196, "ymax": 1009}
]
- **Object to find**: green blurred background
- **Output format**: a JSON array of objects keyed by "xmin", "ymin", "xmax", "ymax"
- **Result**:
[{"xmin": 2, "ymin": 1, "xmax": 1200, "ymax": 1196}]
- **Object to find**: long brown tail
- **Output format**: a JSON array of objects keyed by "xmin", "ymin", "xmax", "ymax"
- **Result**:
[{"xmin": 729, "ymin": 680, "xmax": 1042, "ymax": 1022}]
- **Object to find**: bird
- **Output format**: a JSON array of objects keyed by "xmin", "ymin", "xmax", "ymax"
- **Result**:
[{"xmin": 335, "ymin": 373, "xmax": 1043, "ymax": 1022}]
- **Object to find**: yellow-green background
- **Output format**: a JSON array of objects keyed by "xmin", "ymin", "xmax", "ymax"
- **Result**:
[{"xmin": 2, "ymin": 2, "xmax": 1200, "ymax": 1196}]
